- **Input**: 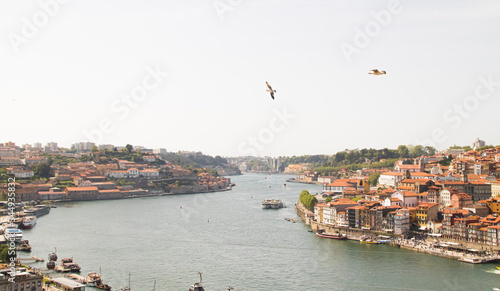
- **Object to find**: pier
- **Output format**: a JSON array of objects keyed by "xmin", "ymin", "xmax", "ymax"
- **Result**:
[{"xmin": 18, "ymin": 255, "xmax": 44, "ymax": 262}]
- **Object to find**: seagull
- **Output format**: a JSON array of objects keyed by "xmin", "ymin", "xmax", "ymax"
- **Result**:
[
  {"xmin": 266, "ymin": 81, "xmax": 276, "ymax": 99},
  {"xmin": 369, "ymin": 69, "xmax": 386, "ymax": 75}
]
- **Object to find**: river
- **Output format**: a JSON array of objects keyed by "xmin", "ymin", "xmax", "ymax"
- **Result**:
[{"xmin": 22, "ymin": 173, "xmax": 499, "ymax": 290}]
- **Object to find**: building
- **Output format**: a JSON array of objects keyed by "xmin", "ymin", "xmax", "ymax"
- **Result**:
[
  {"xmin": 50, "ymin": 277, "xmax": 86, "ymax": 291},
  {"xmin": 391, "ymin": 191, "xmax": 418, "ymax": 208},
  {"xmin": 143, "ymin": 155, "xmax": 156, "ymax": 163},
  {"xmin": 378, "ymin": 172, "xmax": 404, "ymax": 187},
  {"xmin": 472, "ymin": 137, "xmax": 485, "ymax": 150},
  {"xmin": 450, "ymin": 193, "xmax": 473, "ymax": 209},
  {"xmin": 65, "ymin": 187, "xmax": 99, "ymax": 200},
  {"xmin": 153, "ymin": 148, "xmax": 167, "ymax": 155},
  {"xmin": 0, "ymin": 268, "xmax": 43, "ymax": 291},
  {"xmin": 394, "ymin": 208, "xmax": 410, "ymax": 235},
  {"xmin": 415, "ymin": 203, "xmax": 439, "ymax": 228},
  {"xmin": 492, "ymin": 182, "xmax": 500, "ymax": 197},
  {"xmin": 98, "ymin": 144, "xmax": 115, "ymax": 151}
]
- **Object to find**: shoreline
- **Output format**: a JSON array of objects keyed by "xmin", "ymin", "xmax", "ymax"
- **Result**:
[
  {"xmin": 39, "ymin": 186, "xmax": 233, "ymax": 204},
  {"xmin": 295, "ymin": 202, "xmax": 500, "ymax": 264}
]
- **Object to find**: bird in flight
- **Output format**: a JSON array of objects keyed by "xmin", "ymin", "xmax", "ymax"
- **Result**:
[
  {"xmin": 369, "ymin": 69, "xmax": 386, "ymax": 75},
  {"xmin": 266, "ymin": 81, "xmax": 276, "ymax": 99}
]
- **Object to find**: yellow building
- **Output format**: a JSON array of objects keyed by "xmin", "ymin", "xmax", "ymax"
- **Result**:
[
  {"xmin": 492, "ymin": 182, "xmax": 500, "ymax": 197},
  {"xmin": 415, "ymin": 203, "xmax": 439, "ymax": 228}
]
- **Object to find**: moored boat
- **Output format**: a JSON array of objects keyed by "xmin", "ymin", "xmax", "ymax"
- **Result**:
[
  {"xmin": 24, "ymin": 205, "xmax": 50, "ymax": 217},
  {"xmin": 21, "ymin": 216, "xmax": 37, "ymax": 229},
  {"xmin": 56, "ymin": 258, "xmax": 81, "ymax": 273},
  {"xmin": 315, "ymin": 232, "xmax": 347, "ymax": 240},
  {"xmin": 4, "ymin": 225, "xmax": 23, "ymax": 242},
  {"xmin": 17, "ymin": 240, "xmax": 32, "ymax": 252},
  {"xmin": 262, "ymin": 199, "xmax": 284, "ymax": 209},
  {"xmin": 189, "ymin": 272, "xmax": 205, "ymax": 291},
  {"xmin": 87, "ymin": 272, "xmax": 112, "ymax": 290}
]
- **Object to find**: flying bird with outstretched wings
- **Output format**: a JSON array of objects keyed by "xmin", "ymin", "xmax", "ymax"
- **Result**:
[
  {"xmin": 369, "ymin": 69, "xmax": 386, "ymax": 75},
  {"xmin": 266, "ymin": 81, "xmax": 276, "ymax": 99}
]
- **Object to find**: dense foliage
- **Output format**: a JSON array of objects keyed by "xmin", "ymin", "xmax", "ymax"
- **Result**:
[
  {"xmin": 279, "ymin": 145, "xmax": 436, "ymax": 175},
  {"xmin": 299, "ymin": 190, "xmax": 318, "ymax": 211}
]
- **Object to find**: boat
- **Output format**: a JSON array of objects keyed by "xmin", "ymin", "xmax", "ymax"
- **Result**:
[
  {"xmin": 56, "ymin": 258, "xmax": 81, "ymax": 273},
  {"xmin": 20, "ymin": 216, "xmax": 37, "ymax": 229},
  {"xmin": 189, "ymin": 272, "xmax": 205, "ymax": 291},
  {"xmin": 17, "ymin": 240, "xmax": 32, "ymax": 252},
  {"xmin": 262, "ymin": 199, "xmax": 284, "ymax": 209},
  {"xmin": 87, "ymin": 272, "xmax": 112, "ymax": 290},
  {"xmin": 4, "ymin": 225, "xmax": 23, "ymax": 242},
  {"xmin": 359, "ymin": 236, "xmax": 381, "ymax": 244},
  {"xmin": 315, "ymin": 232, "xmax": 347, "ymax": 240},
  {"xmin": 24, "ymin": 205, "xmax": 50, "ymax": 217},
  {"xmin": 497, "ymin": 266, "xmax": 500, "ymax": 270}
]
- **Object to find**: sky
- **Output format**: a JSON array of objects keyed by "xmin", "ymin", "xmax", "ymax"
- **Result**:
[{"xmin": 1, "ymin": 0, "xmax": 499, "ymax": 157}]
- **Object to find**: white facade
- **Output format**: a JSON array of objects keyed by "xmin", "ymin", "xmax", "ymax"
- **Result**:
[
  {"xmin": 379, "ymin": 173, "xmax": 403, "ymax": 187},
  {"xmin": 107, "ymin": 170, "xmax": 129, "ymax": 179},
  {"xmin": 139, "ymin": 169, "xmax": 160, "ymax": 177},
  {"xmin": 128, "ymin": 168, "xmax": 139, "ymax": 178},
  {"xmin": 439, "ymin": 189, "xmax": 453, "ymax": 206},
  {"xmin": 391, "ymin": 191, "xmax": 418, "ymax": 208},
  {"xmin": 12, "ymin": 170, "xmax": 34, "ymax": 178}
]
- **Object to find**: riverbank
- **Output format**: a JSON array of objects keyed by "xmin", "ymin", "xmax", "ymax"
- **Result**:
[{"xmin": 295, "ymin": 201, "xmax": 500, "ymax": 264}]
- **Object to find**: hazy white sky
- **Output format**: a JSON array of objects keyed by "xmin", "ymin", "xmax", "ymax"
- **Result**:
[{"xmin": 1, "ymin": 0, "xmax": 499, "ymax": 157}]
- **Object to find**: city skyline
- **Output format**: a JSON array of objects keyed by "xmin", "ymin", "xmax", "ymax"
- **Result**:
[{"xmin": 2, "ymin": 0, "xmax": 500, "ymax": 157}]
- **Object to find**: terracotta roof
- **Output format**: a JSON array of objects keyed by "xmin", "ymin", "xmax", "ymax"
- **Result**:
[{"xmin": 66, "ymin": 186, "xmax": 98, "ymax": 191}]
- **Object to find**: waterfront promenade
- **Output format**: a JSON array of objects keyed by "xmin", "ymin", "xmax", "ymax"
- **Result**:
[{"xmin": 295, "ymin": 201, "xmax": 500, "ymax": 264}]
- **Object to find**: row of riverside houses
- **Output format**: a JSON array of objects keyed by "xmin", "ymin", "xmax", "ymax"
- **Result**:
[
  {"xmin": 0, "ymin": 142, "xmax": 226, "ymax": 202},
  {"xmin": 313, "ymin": 145, "xmax": 500, "ymax": 244}
]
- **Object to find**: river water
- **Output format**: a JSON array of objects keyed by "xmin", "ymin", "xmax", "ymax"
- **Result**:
[{"xmin": 22, "ymin": 173, "xmax": 499, "ymax": 290}]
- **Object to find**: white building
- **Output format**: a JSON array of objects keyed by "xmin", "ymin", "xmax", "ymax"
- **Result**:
[
  {"xmin": 143, "ymin": 156, "xmax": 156, "ymax": 163},
  {"xmin": 153, "ymin": 148, "xmax": 167, "ymax": 155},
  {"xmin": 378, "ymin": 172, "xmax": 404, "ymax": 187},
  {"xmin": 11, "ymin": 169, "xmax": 34, "ymax": 178},
  {"xmin": 391, "ymin": 191, "xmax": 418, "ymax": 208},
  {"xmin": 99, "ymin": 144, "xmax": 115, "ymax": 151}
]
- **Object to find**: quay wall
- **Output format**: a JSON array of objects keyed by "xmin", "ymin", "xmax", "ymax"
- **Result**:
[{"xmin": 295, "ymin": 202, "xmax": 385, "ymax": 239}]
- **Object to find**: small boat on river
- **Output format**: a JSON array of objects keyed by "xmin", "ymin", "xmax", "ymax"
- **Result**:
[
  {"xmin": 315, "ymin": 232, "xmax": 347, "ymax": 240},
  {"xmin": 189, "ymin": 272, "xmax": 205, "ymax": 291}
]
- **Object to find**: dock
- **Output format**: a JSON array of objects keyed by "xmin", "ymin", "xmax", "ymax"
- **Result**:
[{"xmin": 18, "ymin": 255, "xmax": 44, "ymax": 262}]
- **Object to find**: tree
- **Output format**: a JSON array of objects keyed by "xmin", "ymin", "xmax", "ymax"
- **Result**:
[
  {"xmin": 397, "ymin": 145, "xmax": 409, "ymax": 158},
  {"xmin": 424, "ymin": 146, "xmax": 436, "ymax": 156},
  {"xmin": 91, "ymin": 145, "xmax": 99, "ymax": 152},
  {"xmin": 368, "ymin": 172, "xmax": 381, "ymax": 186},
  {"xmin": 325, "ymin": 196, "xmax": 332, "ymax": 203},
  {"xmin": 33, "ymin": 162, "xmax": 51, "ymax": 179},
  {"xmin": 0, "ymin": 244, "xmax": 15, "ymax": 263},
  {"xmin": 411, "ymin": 145, "xmax": 425, "ymax": 157},
  {"xmin": 125, "ymin": 144, "xmax": 133, "ymax": 153}
]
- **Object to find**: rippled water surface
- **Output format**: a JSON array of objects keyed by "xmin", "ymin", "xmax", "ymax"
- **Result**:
[{"xmin": 23, "ymin": 174, "xmax": 499, "ymax": 290}]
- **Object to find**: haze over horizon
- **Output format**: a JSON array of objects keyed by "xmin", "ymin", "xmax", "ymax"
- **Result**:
[{"xmin": 2, "ymin": 0, "xmax": 499, "ymax": 157}]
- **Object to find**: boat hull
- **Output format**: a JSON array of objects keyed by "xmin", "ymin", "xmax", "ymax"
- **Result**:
[{"xmin": 315, "ymin": 232, "xmax": 347, "ymax": 240}]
